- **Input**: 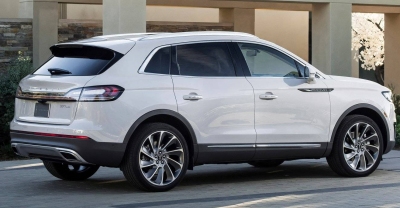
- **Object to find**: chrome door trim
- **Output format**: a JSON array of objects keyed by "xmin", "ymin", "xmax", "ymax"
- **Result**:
[
  {"xmin": 298, "ymin": 88, "xmax": 334, "ymax": 93},
  {"xmin": 256, "ymin": 144, "xmax": 322, "ymax": 148},
  {"xmin": 207, "ymin": 144, "xmax": 256, "ymax": 148},
  {"xmin": 206, "ymin": 144, "xmax": 322, "ymax": 148}
]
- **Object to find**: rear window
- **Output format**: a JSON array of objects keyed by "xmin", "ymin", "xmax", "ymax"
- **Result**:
[{"xmin": 33, "ymin": 46, "xmax": 122, "ymax": 76}]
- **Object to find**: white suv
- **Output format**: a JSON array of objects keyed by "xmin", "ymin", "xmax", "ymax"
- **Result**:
[{"xmin": 10, "ymin": 32, "xmax": 396, "ymax": 192}]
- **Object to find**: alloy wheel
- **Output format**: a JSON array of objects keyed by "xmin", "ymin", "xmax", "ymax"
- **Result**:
[
  {"xmin": 343, "ymin": 122, "xmax": 380, "ymax": 172},
  {"xmin": 139, "ymin": 131, "xmax": 184, "ymax": 186}
]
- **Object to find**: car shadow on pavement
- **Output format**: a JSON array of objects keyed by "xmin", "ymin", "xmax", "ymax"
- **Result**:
[
  {"xmin": 29, "ymin": 162, "xmax": 340, "ymax": 194},
  {"xmin": 179, "ymin": 163, "xmax": 338, "ymax": 187}
]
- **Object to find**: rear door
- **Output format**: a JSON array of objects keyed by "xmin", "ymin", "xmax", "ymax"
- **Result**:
[
  {"xmin": 171, "ymin": 42, "xmax": 256, "ymax": 163},
  {"xmin": 15, "ymin": 45, "xmax": 123, "ymax": 125}
]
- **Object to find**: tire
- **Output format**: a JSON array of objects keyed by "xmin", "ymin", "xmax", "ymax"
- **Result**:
[
  {"xmin": 43, "ymin": 161, "xmax": 99, "ymax": 181},
  {"xmin": 248, "ymin": 160, "xmax": 284, "ymax": 168},
  {"xmin": 121, "ymin": 123, "xmax": 189, "ymax": 192},
  {"xmin": 327, "ymin": 115, "xmax": 383, "ymax": 177}
]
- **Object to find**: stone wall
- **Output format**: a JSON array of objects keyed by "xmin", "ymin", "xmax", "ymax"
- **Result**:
[
  {"xmin": 0, "ymin": 19, "xmax": 33, "ymax": 71},
  {"xmin": 147, "ymin": 21, "xmax": 233, "ymax": 32},
  {"xmin": 0, "ymin": 19, "xmax": 233, "ymax": 71},
  {"xmin": 58, "ymin": 19, "xmax": 102, "ymax": 43},
  {"xmin": 57, "ymin": 20, "xmax": 234, "ymax": 42}
]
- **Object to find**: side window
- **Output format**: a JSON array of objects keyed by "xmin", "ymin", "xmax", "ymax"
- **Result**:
[
  {"xmin": 238, "ymin": 43, "xmax": 300, "ymax": 77},
  {"xmin": 144, "ymin": 47, "xmax": 170, "ymax": 74},
  {"xmin": 176, "ymin": 42, "xmax": 236, "ymax": 77}
]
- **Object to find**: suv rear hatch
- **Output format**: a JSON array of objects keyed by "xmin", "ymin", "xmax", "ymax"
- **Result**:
[{"xmin": 15, "ymin": 43, "xmax": 131, "ymax": 125}]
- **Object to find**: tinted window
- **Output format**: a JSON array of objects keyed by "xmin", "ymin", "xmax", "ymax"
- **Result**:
[
  {"xmin": 176, "ymin": 43, "xmax": 236, "ymax": 77},
  {"xmin": 34, "ymin": 46, "xmax": 119, "ymax": 76},
  {"xmin": 144, "ymin": 47, "xmax": 170, "ymax": 74},
  {"xmin": 238, "ymin": 43, "xmax": 300, "ymax": 77}
]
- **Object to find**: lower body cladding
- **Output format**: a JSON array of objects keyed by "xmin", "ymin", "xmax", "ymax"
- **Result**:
[
  {"xmin": 195, "ymin": 143, "xmax": 328, "ymax": 164},
  {"xmin": 10, "ymin": 131, "xmax": 395, "ymax": 167},
  {"xmin": 10, "ymin": 131, "xmax": 126, "ymax": 167}
]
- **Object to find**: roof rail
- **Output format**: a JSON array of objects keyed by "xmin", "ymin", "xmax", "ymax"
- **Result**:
[{"xmin": 139, "ymin": 31, "xmax": 257, "ymax": 41}]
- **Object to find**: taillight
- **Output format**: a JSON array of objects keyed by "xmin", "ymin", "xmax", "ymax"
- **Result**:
[
  {"xmin": 16, "ymin": 86, "xmax": 81, "ymax": 101},
  {"xmin": 79, "ymin": 85, "xmax": 124, "ymax": 102},
  {"xmin": 16, "ymin": 85, "xmax": 124, "ymax": 102}
]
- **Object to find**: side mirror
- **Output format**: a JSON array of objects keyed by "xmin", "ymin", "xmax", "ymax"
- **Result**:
[{"xmin": 305, "ymin": 67, "xmax": 316, "ymax": 84}]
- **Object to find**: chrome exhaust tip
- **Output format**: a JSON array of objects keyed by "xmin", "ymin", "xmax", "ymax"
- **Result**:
[{"xmin": 56, "ymin": 148, "xmax": 89, "ymax": 164}]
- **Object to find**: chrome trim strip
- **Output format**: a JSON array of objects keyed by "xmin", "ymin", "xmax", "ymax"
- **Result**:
[
  {"xmin": 256, "ymin": 144, "xmax": 322, "ymax": 148},
  {"xmin": 207, "ymin": 145, "xmax": 256, "ymax": 148},
  {"xmin": 11, "ymin": 143, "xmax": 91, "ymax": 164},
  {"xmin": 207, "ymin": 144, "xmax": 322, "ymax": 148},
  {"xmin": 137, "ymin": 44, "xmax": 171, "ymax": 74},
  {"xmin": 298, "ymin": 88, "xmax": 334, "ymax": 93}
]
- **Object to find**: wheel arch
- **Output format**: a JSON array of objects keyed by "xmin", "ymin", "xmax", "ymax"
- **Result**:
[
  {"xmin": 324, "ymin": 103, "xmax": 390, "ymax": 156},
  {"xmin": 122, "ymin": 109, "xmax": 198, "ymax": 170}
]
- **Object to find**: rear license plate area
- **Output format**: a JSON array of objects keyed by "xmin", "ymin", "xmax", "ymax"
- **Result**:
[{"xmin": 34, "ymin": 103, "xmax": 50, "ymax": 118}]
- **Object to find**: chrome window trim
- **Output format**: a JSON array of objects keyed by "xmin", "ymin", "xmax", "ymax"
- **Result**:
[
  {"xmin": 137, "ymin": 44, "xmax": 172, "ymax": 75},
  {"xmin": 233, "ymin": 40, "xmax": 307, "ymax": 66},
  {"xmin": 233, "ymin": 40, "xmax": 326, "ymax": 79},
  {"xmin": 138, "ymin": 40, "xmax": 240, "ymax": 78},
  {"xmin": 138, "ymin": 39, "xmax": 326, "ymax": 79}
]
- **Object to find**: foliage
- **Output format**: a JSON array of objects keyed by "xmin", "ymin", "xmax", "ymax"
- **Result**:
[
  {"xmin": 396, "ymin": 118, "xmax": 400, "ymax": 147},
  {"xmin": 0, "ymin": 52, "xmax": 33, "ymax": 144},
  {"xmin": 352, "ymin": 13, "xmax": 384, "ymax": 71},
  {"xmin": 388, "ymin": 84, "xmax": 400, "ymax": 147},
  {"xmin": 0, "ymin": 143, "xmax": 24, "ymax": 161}
]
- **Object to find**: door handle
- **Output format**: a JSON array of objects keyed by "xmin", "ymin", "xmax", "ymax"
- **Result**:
[
  {"xmin": 183, "ymin": 93, "xmax": 203, "ymax": 101},
  {"xmin": 259, "ymin": 93, "xmax": 278, "ymax": 100}
]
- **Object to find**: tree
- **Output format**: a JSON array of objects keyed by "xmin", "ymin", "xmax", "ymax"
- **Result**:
[{"xmin": 352, "ymin": 13, "xmax": 384, "ymax": 85}]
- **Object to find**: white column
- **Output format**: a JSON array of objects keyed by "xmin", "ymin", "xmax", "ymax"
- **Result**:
[
  {"xmin": 19, "ymin": 0, "xmax": 58, "ymax": 68},
  {"xmin": 385, "ymin": 14, "xmax": 400, "ymax": 92},
  {"xmin": 312, "ymin": 3, "xmax": 352, "ymax": 76},
  {"xmin": 103, "ymin": 0, "xmax": 146, "ymax": 35}
]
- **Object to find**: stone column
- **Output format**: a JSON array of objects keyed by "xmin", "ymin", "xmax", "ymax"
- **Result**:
[
  {"xmin": 19, "ymin": 0, "xmax": 58, "ymax": 68},
  {"xmin": 219, "ymin": 8, "xmax": 255, "ymax": 34},
  {"xmin": 312, "ymin": 3, "xmax": 352, "ymax": 76},
  {"xmin": 219, "ymin": 8, "xmax": 234, "ymax": 23},
  {"xmin": 103, "ymin": 0, "xmax": 146, "ymax": 35},
  {"xmin": 234, "ymin": 8, "xmax": 255, "ymax": 34},
  {"xmin": 385, "ymin": 14, "xmax": 400, "ymax": 92}
]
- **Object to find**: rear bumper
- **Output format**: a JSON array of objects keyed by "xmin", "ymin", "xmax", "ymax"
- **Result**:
[{"xmin": 10, "ymin": 131, "xmax": 126, "ymax": 167}]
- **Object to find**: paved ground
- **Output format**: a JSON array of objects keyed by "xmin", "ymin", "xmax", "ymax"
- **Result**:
[{"xmin": 1, "ymin": 151, "xmax": 400, "ymax": 208}]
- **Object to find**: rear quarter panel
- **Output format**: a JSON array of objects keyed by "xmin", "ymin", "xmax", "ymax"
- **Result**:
[{"xmin": 76, "ymin": 41, "xmax": 177, "ymax": 143}]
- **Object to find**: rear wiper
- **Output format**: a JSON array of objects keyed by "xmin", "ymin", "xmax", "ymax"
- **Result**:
[{"xmin": 48, "ymin": 68, "xmax": 72, "ymax": 75}]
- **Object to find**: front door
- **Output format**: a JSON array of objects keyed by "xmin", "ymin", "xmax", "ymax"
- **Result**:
[
  {"xmin": 171, "ymin": 42, "xmax": 256, "ymax": 163},
  {"xmin": 235, "ymin": 42, "xmax": 331, "ymax": 160}
]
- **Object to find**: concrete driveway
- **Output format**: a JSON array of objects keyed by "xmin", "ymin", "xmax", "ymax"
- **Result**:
[{"xmin": 1, "ymin": 151, "xmax": 400, "ymax": 208}]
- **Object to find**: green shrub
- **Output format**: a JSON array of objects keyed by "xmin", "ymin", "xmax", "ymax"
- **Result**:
[
  {"xmin": 396, "ymin": 115, "xmax": 400, "ymax": 147},
  {"xmin": 0, "ymin": 143, "xmax": 24, "ymax": 161},
  {"xmin": 0, "ymin": 53, "xmax": 33, "ymax": 144}
]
